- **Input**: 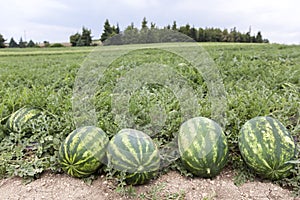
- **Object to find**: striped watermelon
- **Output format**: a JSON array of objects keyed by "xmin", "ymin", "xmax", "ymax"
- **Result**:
[
  {"xmin": 6, "ymin": 107, "xmax": 41, "ymax": 132},
  {"xmin": 238, "ymin": 116, "xmax": 296, "ymax": 180},
  {"xmin": 58, "ymin": 126, "xmax": 109, "ymax": 178},
  {"xmin": 178, "ymin": 117, "xmax": 228, "ymax": 178},
  {"xmin": 106, "ymin": 129, "xmax": 160, "ymax": 185}
]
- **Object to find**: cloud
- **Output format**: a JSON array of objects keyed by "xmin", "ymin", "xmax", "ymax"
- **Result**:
[
  {"xmin": 0, "ymin": 0, "xmax": 299, "ymax": 44},
  {"xmin": 1, "ymin": 0, "xmax": 73, "ymax": 42}
]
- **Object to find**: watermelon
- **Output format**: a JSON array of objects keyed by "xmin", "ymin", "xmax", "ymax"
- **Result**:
[
  {"xmin": 58, "ymin": 126, "xmax": 109, "ymax": 178},
  {"xmin": 178, "ymin": 117, "xmax": 228, "ymax": 178},
  {"xmin": 238, "ymin": 116, "xmax": 296, "ymax": 180},
  {"xmin": 6, "ymin": 107, "xmax": 41, "ymax": 132},
  {"xmin": 106, "ymin": 129, "xmax": 160, "ymax": 185}
]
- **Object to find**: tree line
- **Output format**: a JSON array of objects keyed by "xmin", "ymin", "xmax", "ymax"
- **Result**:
[
  {"xmin": 0, "ymin": 34, "xmax": 61, "ymax": 48},
  {"xmin": 99, "ymin": 18, "xmax": 269, "ymax": 45},
  {"xmin": 0, "ymin": 17, "xmax": 269, "ymax": 48}
]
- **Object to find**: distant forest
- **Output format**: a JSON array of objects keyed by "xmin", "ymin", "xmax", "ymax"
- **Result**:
[
  {"xmin": 0, "ymin": 17, "xmax": 269, "ymax": 48},
  {"xmin": 98, "ymin": 18, "xmax": 269, "ymax": 45}
]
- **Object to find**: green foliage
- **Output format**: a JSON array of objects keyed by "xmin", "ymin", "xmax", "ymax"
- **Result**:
[
  {"xmin": 100, "ymin": 19, "xmax": 118, "ymax": 42},
  {"xmin": 0, "ymin": 34, "xmax": 5, "ymax": 48},
  {"xmin": 0, "ymin": 44, "xmax": 299, "ymax": 195},
  {"xmin": 172, "ymin": 21, "xmax": 177, "ymax": 30},
  {"xmin": 9, "ymin": 37, "xmax": 18, "ymax": 48},
  {"xmin": 141, "ymin": 17, "xmax": 148, "ymax": 29},
  {"xmin": 81, "ymin": 27, "xmax": 92, "ymax": 46},
  {"xmin": 100, "ymin": 18, "xmax": 268, "ymax": 43},
  {"xmin": 19, "ymin": 37, "xmax": 26, "ymax": 48},
  {"xmin": 0, "ymin": 49, "xmax": 86, "ymax": 179},
  {"xmin": 27, "ymin": 40, "xmax": 36, "ymax": 48},
  {"xmin": 69, "ymin": 27, "xmax": 92, "ymax": 47},
  {"xmin": 70, "ymin": 33, "xmax": 81, "ymax": 47}
]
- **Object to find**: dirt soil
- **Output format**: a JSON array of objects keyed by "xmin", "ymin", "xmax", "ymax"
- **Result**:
[{"xmin": 0, "ymin": 169, "xmax": 299, "ymax": 200}]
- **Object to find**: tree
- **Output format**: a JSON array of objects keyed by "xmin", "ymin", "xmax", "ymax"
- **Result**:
[
  {"xmin": 100, "ymin": 19, "xmax": 113, "ymax": 42},
  {"xmin": 27, "ymin": 39, "xmax": 36, "ymax": 47},
  {"xmin": 256, "ymin": 31, "xmax": 263, "ymax": 43},
  {"xmin": 70, "ymin": 33, "xmax": 81, "ymax": 46},
  {"xmin": 115, "ymin": 23, "xmax": 120, "ymax": 34},
  {"xmin": 150, "ymin": 22, "xmax": 156, "ymax": 30},
  {"xmin": 43, "ymin": 41, "xmax": 50, "ymax": 47},
  {"xmin": 178, "ymin": 24, "xmax": 190, "ymax": 36},
  {"xmin": 122, "ymin": 24, "xmax": 139, "ymax": 44},
  {"xmin": 245, "ymin": 31, "xmax": 251, "ymax": 43},
  {"xmin": 189, "ymin": 27, "xmax": 197, "ymax": 41},
  {"xmin": 0, "ymin": 34, "xmax": 5, "ymax": 48},
  {"xmin": 198, "ymin": 28, "xmax": 205, "ymax": 42},
  {"xmin": 141, "ymin": 17, "xmax": 148, "ymax": 29},
  {"xmin": 81, "ymin": 27, "xmax": 92, "ymax": 46},
  {"xmin": 76, "ymin": 37, "xmax": 84, "ymax": 46},
  {"xmin": 222, "ymin": 29, "xmax": 229, "ymax": 42},
  {"xmin": 9, "ymin": 37, "xmax": 18, "ymax": 48},
  {"xmin": 172, "ymin": 21, "xmax": 177, "ymax": 30},
  {"xmin": 100, "ymin": 18, "xmax": 270, "ymax": 44},
  {"xmin": 19, "ymin": 37, "xmax": 26, "ymax": 48}
]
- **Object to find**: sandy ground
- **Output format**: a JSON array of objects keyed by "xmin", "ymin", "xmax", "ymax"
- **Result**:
[{"xmin": 0, "ymin": 169, "xmax": 299, "ymax": 200}]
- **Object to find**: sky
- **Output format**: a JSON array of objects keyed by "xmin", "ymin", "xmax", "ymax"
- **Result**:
[{"xmin": 1, "ymin": 0, "xmax": 299, "ymax": 44}]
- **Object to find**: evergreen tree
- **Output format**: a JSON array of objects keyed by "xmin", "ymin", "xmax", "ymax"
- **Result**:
[
  {"xmin": 27, "ymin": 40, "xmax": 36, "ymax": 47},
  {"xmin": 150, "ymin": 22, "xmax": 156, "ymax": 30},
  {"xmin": 81, "ymin": 27, "xmax": 92, "ymax": 46},
  {"xmin": 198, "ymin": 28, "xmax": 205, "ymax": 42},
  {"xmin": 179, "ymin": 24, "xmax": 191, "ymax": 36},
  {"xmin": 9, "ymin": 37, "xmax": 18, "ymax": 48},
  {"xmin": 76, "ymin": 37, "xmax": 84, "ymax": 46},
  {"xmin": 100, "ymin": 19, "xmax": 113, "ymax": 42},
  {"xmin": 189, "ymin": 27, "xmax": 197, "ymax": 41},
  {"xmin": 256, "ymin": 31, "xmax": 263, "ymax": 43},
  {"xmin": 112, "ymin": 25, "xmax": 117, "ymax": 35},
  {"xmin": 116, "ymin": 23, "xmax": 120, "ymax": 34},
  {"xmin": 0, "ymin": 34, "xmax": 5, "ymax": 48},
  {"xmin": 172, "ymin": 21, "xmax": 177, "ymax": 30},
  {"xmin": 222, "ymin": 29, "xmax": 229, "ymax": 42},
  {"xmin": 19, "ymin": 37, "xmax": 26, "ymax": 48},
  {"xmin": 141, "ymin": 17, "xmax": 148, "ymax": 29},
  {"xmin": 245, "ymin": 31, "xmax": 251, "ymax": 43},
  {"xmin": 123, "ymin": 23, "xmax": 139, "ymax": 44},
  {"xmin": 99, "ymin": 19, "xmax": 269, "ymax": 44}
]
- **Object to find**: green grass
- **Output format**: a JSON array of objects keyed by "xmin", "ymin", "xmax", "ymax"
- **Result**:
[{"xmin": 0, "ymin": 43, "xmax": 299, "ymax": 193}]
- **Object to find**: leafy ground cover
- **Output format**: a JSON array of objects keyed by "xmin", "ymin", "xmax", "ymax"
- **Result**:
[{"xmin": 0, "ymin": 43, "xmax": 299, "ymax": 196}]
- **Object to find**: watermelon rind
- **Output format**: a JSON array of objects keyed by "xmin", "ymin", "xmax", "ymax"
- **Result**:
[
  {"xmin": 238, "ymin": 116, "xmax": 296, "ymax": 180},
  {"xmin": 58, "ymin": 126, "xmax": 109, "ymax": 178},
  {"xmin": 106, "ymin": 128, "xmax": 160, "ymax": 185},
  {"xmin": 178, "ymin": 117, "xmax": 228, "ymax": 178},
  {"xmin": 6, "ymin": 107, "xmax": 41, "ymax": 132}
]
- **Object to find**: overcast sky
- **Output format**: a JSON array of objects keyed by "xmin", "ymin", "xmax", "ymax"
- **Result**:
[{"xmin": 1, "ymin": 0, "xmax": 299, "ymax": 44}]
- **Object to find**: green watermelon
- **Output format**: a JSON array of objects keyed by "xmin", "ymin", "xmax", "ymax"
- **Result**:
[
  {"xmin": 178, "ymin": 117, "xmax": 228, "ymax": 178},
  {"xmin": 238, "ymin": 116, "xmax": 296, "ymax": 180},
  {"xmin": 58, "ymin": 126, "xmax": 109, "ymax": 178},
  {"xmin": 106, "ymin": 129, "xmax": 160, "ymax": 185},
  {"xmin": 6, "ymin": 107, "xmax": 41, "ymax": 132}
]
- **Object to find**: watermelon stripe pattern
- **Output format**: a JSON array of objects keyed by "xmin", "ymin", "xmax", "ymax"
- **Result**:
[
  {"xmin": 178, "ymin": 117, "xmax": 228, "ymax": 178},
  {"xmin": 107, "ymin": 129, "xmax": 160, "ymax": 185},
  {"xmin": 58, "ymin": 126, "xmax": 109, "ymax": 178},
  {"xmin": 238, "ymin": 116, "xmax": 296, "ymax": 180},
  {"xmin": 7, "ymin": 107, "xmax": 41, "ymax": 132}
]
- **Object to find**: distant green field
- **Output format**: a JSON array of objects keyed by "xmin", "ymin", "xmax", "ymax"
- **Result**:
[{"xmin": 0, "ymin": 43, "xmax": 299, "ymax": 193}]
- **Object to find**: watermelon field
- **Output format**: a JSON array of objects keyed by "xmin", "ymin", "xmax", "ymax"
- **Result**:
[{"xmin": 0, "ymin": 43, "xmax": 299, "ymax": 198}]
